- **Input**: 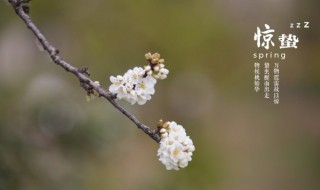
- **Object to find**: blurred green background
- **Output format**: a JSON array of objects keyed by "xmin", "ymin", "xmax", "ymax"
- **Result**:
[{"xmin": 1, "ymin": 0, "xmax": 320, "ymax": 190}]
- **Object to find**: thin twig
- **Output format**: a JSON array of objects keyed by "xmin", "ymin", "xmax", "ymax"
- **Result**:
[{"xmin": 7, "ymin": 0, "xmax": 160, "ymax": 143}]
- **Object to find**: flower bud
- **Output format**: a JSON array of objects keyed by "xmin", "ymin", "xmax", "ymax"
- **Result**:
[
  {"xmin": 160, "ymin": 68, "xmax": 169, "ymax": 75},
  {"xmin": 153, "ymin": 53, "xmax": 160, "ymax": 59},
  {"xmin": 163, "ymin": 122, "xmax": 170, "ymax": 128},
  {"xmin": 160, "ymin": 128, "xmax": 167, "ymax": 133},
  {"xmin": 147, "ymin": 70, "xmax": 153, "ymax": 75},
  {"xmin": 151, "ymin": 58, "xmax": 158, "ymax": 64},
  {"xmin": 144, "ymin": 65, "xmax": 151, "ymax": 71},
  {"xmin": 154, "ymin": 65, "xmax": 160, "ymax": 72},
  {"xmin": 145, "ymin": 52, "xmax": 152, "ymax": 60},
  {"xmin": 161, "ymin": 133, "xmax": 168, "ymax": 138}
]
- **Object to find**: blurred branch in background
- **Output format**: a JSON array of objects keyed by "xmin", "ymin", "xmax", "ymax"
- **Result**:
[{"xmin": 7, "ymin": 0, "xmax": 160, "ymax": 142}]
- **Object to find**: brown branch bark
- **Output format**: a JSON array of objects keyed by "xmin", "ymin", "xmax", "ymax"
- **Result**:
[{"xmin": 7, "ymin": 0, "xmax": 160, "ymax": 143}]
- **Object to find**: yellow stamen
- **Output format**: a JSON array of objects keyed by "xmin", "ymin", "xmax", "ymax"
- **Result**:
[{"xmin": 173, "ymin": 149, "xmax": 180, "ymax": 156}]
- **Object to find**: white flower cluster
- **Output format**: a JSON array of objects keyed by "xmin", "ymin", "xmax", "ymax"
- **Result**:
[
  {"xmin": 109, "ymin": 67, "xmax": 156, "ymax": 105},
  {"xmin": 157, "ymin": 121, "xmax": 195, "ymax": 170},
  {"xmin": 109, "ymin": 53, "xmax": 169, "ymax": 105}
]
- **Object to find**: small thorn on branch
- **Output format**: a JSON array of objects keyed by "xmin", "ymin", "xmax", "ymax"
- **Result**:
[
  {"xmin": 78, "ymin": 67, "xmax": 90, "ymax": 76},
  {"xmin": 110, "ymin": 93, "xmax": 117, "ymax": 99},
  {"xmin": 50, "ymin": 48, "xmax": 59, "ymax": 56},
  {"xmin": 21, "ymin": 4, "xmax": 29, "ymax": 14},
  {"xmin": 54, "ymin": 48, "xmax": 60, "ymax": 55}
]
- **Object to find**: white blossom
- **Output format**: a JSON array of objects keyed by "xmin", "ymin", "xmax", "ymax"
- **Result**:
[
  {"xmin": 157, "ymin": 121, "xmax": 195, "ymax": 170},
  {"xmin": 109, "ymin": 67, "xmax": 156, "ymax": 105},
  {"xmin": 135, "ymin": 75, "xmax": 156, "ymax": 105}
]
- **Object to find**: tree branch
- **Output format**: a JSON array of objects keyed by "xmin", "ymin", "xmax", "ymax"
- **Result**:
[{"xmin": 7, "ymin": 0, "xmax": 160, "ymax": 143}]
